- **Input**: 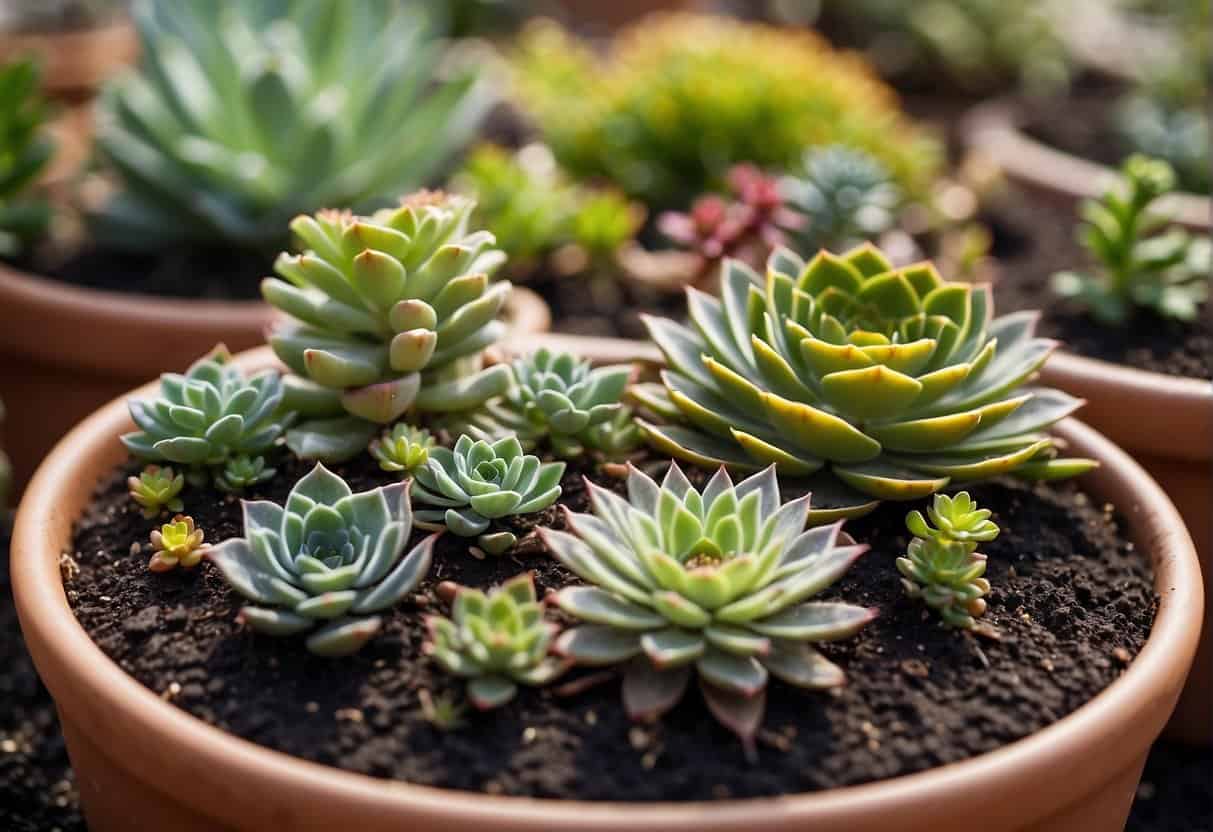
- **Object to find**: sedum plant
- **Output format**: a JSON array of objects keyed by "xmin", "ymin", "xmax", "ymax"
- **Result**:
[
  {"xmin": 128, "ymin": 464, "xmax": 185, "ymax": 519},
  {"xmin": 263, "ymin": 192, "xmax": 514, "ymax": 462},
  {"xmin": 207, "ymin": 464, "xmax": 436, "ymax": 656},
  {"xmin": 781, "ymin": 145, "xmax": 902, "ymax": 254},
  {"xmin": 215, "ymin": 455, "xmax": 275, "ymax": 494},
  {"xmin": 544, "ymin": 463, "xmax": 874, "ymax": 754},
  {"xmin": 1052, "ymin": 155, "xmax": 1210, "ymax": 324},
  {"xmin": 369, "ymin": 423, "xmax": 434, "ymax": 476},
  {"xmin": 897, "ymin": 491, "xmax": 997, "ymax": 629},
  {"xmin": 93, "ymin": 0, "xmax": 489, "ymax": 251},
  {"xmin": 0, "ymin": 58, "xmax": 53, "ymax": 257},
  {"xmin": 412, "ymin": 435, "xmax": 564, "ymax": 556},
  {"xmin": 121, "ymin": 345, "xmax": 288, "ymax": 486},
  {"xmin": 148, "ymin": 514, "xmax": 206, "ymax": 573},
  {"xmin": 634, "ymin": 243, "xmax": 1093, "ymax": 516},
  {"xmin": 424, "ymin": 573, "xmax": 567, "ymax": 709}
]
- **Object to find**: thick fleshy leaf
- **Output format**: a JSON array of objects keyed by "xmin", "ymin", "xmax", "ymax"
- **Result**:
[
  {"xmin": 555, "ymin": 587, "xmax": 666, "ymax": 630},
  {"xmin": 305, "ymin": 617, "xmax": 384, "ymax": 656},
  {"xmin": 622, "ymin": 660, "xmax": 691, "ymax": 721},
  {"xmin": 554, "ymin": 626, "xmax": 643, "ymax": 665},
  {"xmin": 761, "ymin": 641, "xmax": 847, "ymax": 689},
  {"xmin": 468, "ymin": 675, "xmax": 518, "ymax": 710}
]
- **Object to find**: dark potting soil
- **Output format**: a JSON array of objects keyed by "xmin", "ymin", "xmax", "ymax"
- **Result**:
[
  {"xmin": 63, "ymin": 451, "xmax": 1156, "ymax": 802},
  {"xmin": 1126, "ymin": 740, "xmax": 1213, "ymax": 832},
  {"xmin": 530, "ymin": 270, "xmax": 688, "ymax": 340}
]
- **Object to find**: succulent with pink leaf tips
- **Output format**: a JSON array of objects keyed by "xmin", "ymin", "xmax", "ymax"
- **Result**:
[
  {"xmin": 148, "ymin": 515, "xmax": 206, "ymax": 573},
  {"xmin": 540, "ymin": 463, "xmax": 874, "ymax": 756}
]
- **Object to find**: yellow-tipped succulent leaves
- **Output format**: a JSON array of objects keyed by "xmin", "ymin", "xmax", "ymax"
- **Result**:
[
  {"xmin": 149, "ymin": 515, "xmax": 206, "ymax": 573},
  {"xmin": 128, "ymin": 464, "xmax": 185, "ymax": 519},
  {"xmin": 369, "ymin": 424, "xmax": 434, "ymax": 475}
]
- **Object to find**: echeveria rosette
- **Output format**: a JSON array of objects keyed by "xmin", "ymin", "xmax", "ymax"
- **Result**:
[
  {"xmin": 207, "ymin": 464, "xmax": 437, "ymax": 656},
  {"xmin": 781, "ymin": 145, "xmax": 902, "ymax": 254},
  {"xmin": 121, "ymin": 345, "xmax": 288, "ymax": 485},
  {"xmin": 127, "ymin": 465, "xmax": 185, "ymax": 519},
  {"xmin": 541, "ymin": 463, "xmax": 874, "ymax": 755},
  {"xmin": 263, "ymin": 193, "xmax": 514, "ymax": 462},
  {"xmin": 369, "ymin": 423, "xmax": 434, "ymax": 475},
  {"xmin": 635, "ymin": 243, "xmax": 1095, "ymax": 517},
  {"xmin": 412, "ymin": 435, "xmax": 564, "ymax": 556},
  {"xmin": 424, "ymin": 573, "xmax": 568, "ymax": 709}
]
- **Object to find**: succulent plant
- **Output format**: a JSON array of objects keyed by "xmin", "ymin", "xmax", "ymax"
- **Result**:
[
  {"xmin": 148, "ymin": 514, "xmax": 207, "ymax": 573},
  {"xmin": 215, "ymin": 455, "xmax": 275, "ymax": 494},
  {"xmin": 510, "ymin": 14, "xmax": 940, "ymax": 210},
  {"xmin": 263, "ymin": 192, "xmax": 514, "ymax": 462},
  {"xmin": 542, "ymin": 463, "xmax": 874, "ymax": 754},
  {"xmin": 207, "ymin": 464, "xmax": 436, "ymax": 656},
  {"xmin": 781, "ymin": 145, "xmax": 902, "ymax": 253},
  {"xmin": 92, "ymin": 0, "xmax": 490, "ymax": 251},
  {"xmin": 583, "ymin": 407, "xmax": 644, "ymax": 462},
  {"xmin": 412, "ymin": 435, "xmax": 565, "ymax": 556},
  {"xmin": 121, "ymin": 345, "xmax": 289, "ymax": 485},
  {"xmin": 128, "ymin": 464, "xmax": 185, "ymax": 519},
  {"xmin": 369, "ymin": 424, "xmax": 434, "ymax": 475},
  {"xmin": 0, "ymin": 58, "xmax": 53, "ymax": 257},
  {"xmin": 634, "ymin": 243, "xmax": 1094, "ymax": 516},
  {"xmin": 897, "ymin": 491, "xmax": 996, "ymax": 628},
  {"xmin": 1052, "ymin": 155, "xmax": 1210, "ymax": 324},
  {"xmin": 425, "ymin": 573, "xmax": 567, "ymax": 709}
]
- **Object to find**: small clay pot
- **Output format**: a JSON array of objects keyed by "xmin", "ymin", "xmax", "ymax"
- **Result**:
[
  {"xmin": 961, "ymin": 99, "xmax": 1209, "ymax": 232},
  {"xmin": 11, "ymin": 344, "xmax": 1202, "ymax": 832},
  {"xmin": 0, "ymin": 20, "xmax": 139, "ymax": 100}
]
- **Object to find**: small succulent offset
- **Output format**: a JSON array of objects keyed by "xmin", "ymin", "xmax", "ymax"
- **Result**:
[
  {"xmin": 121, "ymin": 346, "xmax": 288, "ymax": 485},
  {"xmin": 1052, "ymin": 155, "xmax": 1210, "ymax": 324},
  {"xmin": 897, "ymin": 492, "xmax": 997, "ymax": 629},
  {"xmin": 413, "ymin": 436, "xmax": 564, "ymax": 557},
  {"xmin": 264, "ymin": 192, "xmax": 513, "ymax": 463},
  {"xmin": 369, "ymin": 424, "xmax": 434, "ymax": 476},
  {"xmin": 781, "ymin": 146, "xmax": 902, "ymax": 254},
  {"xmin": 148, "ymin": 515, "xmax": 206, "ymax": 573},
  {"xmin": 215, "ymin": 455, "xmax": 275, "ymax": 494},
  {"xmin": 424, "ymin": 573, "xmax": 568, "ymax": 709},
  {"xmin": 0, "ymin": 58, "xmax": 53, "ymax": 257},
  {"xmin": 635, "ymin": 243, "xmax": 1094, "ymax": 516},
  {"xmin": 127, "ymin": 465, "xmax": 185, "ymax": 519},
  {"xmin": 207, "ymin": 465, "xmax": 436, "ymax": 656},
  {"xmin": 543, "ymin": 464, "xmax": 874, "ymax": 754}
]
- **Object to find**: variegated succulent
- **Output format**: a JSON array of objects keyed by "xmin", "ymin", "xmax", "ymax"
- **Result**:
[
  {"xmin": 207, "ymin": 464, "xmax": 436, "ymax": 656},
  {"xmin": 128, "ymin": 464, "xmax": 185, "ymax": 519},
  {"xmin": 412, "ymin": 435, "xmax": 564, "ymax": 556},
  {"xmin": 369, "ymin": 424, "xmax": 434, "ymax": 475},
  {"xmin": 148, "ymin": 515, "xmax": 206, "ymax": 573},
  {"xmin": 542, "ymin": 463, "xmax": 874, "ymax": 754},
  {"xmin": 424, "ymin": 573, "xmax": 567, "ymax": 709},
  {"xmin": 634, "ymin": 244, "xmax": 1094, "ymax": 516},
  {"xmin": 121, "ymin": 345, "xmax": 288, "ymax": 485},
  {"xmin": 264, "ymin": 192, "xmax": 513, "ymax": 462}
]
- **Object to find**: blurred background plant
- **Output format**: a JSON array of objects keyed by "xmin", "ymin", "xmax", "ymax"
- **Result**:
[
  {"xmin": 780, "ymin": 144, "xmax": 902, "ymax": 253},
  {"xmin": 0, "ymin": 57, "xmax": 53, "ymax": 256}
]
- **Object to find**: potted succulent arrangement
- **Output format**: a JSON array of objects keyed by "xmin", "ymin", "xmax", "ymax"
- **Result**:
[
  {"xmin": 0, "ymin": 0, "xmax": 558, "ymax": 493},
  {"xmin": 12, "ymin": 187, "xmax": 1201, "ymax": 830}
]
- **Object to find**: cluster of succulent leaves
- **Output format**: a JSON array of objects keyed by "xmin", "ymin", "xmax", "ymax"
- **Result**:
[
  {"xmin": 780, "ymin": 145, "xmax": 902, "ymax": 254},
  {"xmin": 0, "ymin": 58, "xmax": 53, "ymax": 257},
  {"xmin": 543, "ymin": 463, "xmax": 874, "ymax": 754},
  {"xmin": 370, "ymin": 423, "xmax": 434, "ymax": 476},
  {"xmin": 264, "ymin": 193, "xmax": 513, "ymax": 462},
  {"xmin": 633, "ymin": 243, "xmax": 1094, "ymax": 515},
  {"xmin": 897, "ymin": 491, "xmax": 997, "ymax": 629},
  {"xmin": 93, "ymin": 0, "xmax": 489, "ymax": 251},
  {"xmin": 121, "ymin": 345, "xmax": 288, "ymax": 489},
  {"xmin": 1052, "ymin": 155, "xmax": 1210, "ymax": 324},
  {"xmin": 148, "ymin": 514, "xmax": 206, "ymax": 573},
  {"xmin": 509, "ymin": 14, "xmax": 940, "ymax": 210},
  {"xmin": 412, "ymin": 435, "xmax": 564, "ymax": 556},
  {"xmin": 128, "ymin": 465, "xmax": 185, "ymax": 519},
  {"xmin": 207, "ymin": 464, "xmax": 437, "ymax": 656},
  {"xmin": 216, "ymin": 455, "xmax": 276, "ymax": 494},
  {"xmin": 425, "ymin": 573, "xmax": 567, "ymax": 710}
]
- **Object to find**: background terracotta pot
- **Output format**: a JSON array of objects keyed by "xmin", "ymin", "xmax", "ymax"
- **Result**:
[
  {"xmin": 961, "ymin": 99, "xmax": 1210, "ymax": 232},
  {"xmin": 1041, "ymin": 351, "xmax": 1212, "ymax": 744},
  {"xmin": 0, "ymin": 265, "xmax": 550, "ymax": 498},
  {"xmin": 0, "ymin": 20, "xmax": 139, "ymax": 100},
  {"xmin": 12, "ymin": 343, "xmax": 1202, "ymax": 832}
]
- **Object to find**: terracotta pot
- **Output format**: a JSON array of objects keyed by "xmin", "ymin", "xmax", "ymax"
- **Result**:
[
  {"xmin": 1041, "ymin": 351, "xmax": 1213, "ymax": 744},
  {"xmin": 961, "ymin": 99, "xmax": 1210, "ymax": 232},
  {"xmin": 0, "ymin": 263, "xmax": 551, "ymax": 496},
  {"xmin": 12, "ymin": 343, "xmax": 1202, "ymax": 832},
  {"xmin": 0, "ymin": 20, "xmax": 138, "ymax": 100}
]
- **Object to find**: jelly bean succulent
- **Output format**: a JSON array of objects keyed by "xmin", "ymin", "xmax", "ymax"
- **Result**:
[
  {"xmin": 369, "ymin": 424, "xmax": 434, "ymax": 476},
  {"xmin": 264, "ymin": 192, "xmax": 514, "ymax": 462},
  {"xmin": 543, "ymin": 463, "xmax": 874, "ymax": 754},
  {"xmin": 148, "ymin": 515, "xmax": 206, "ymax": 573},
  {"xmin": 425, "ymin": 573, "xmax": 567, "ymax": 709},
  {"xmin": 128, "ymin": 464, "xmax": 185, "ymax": 519},
  {"xmin": 1051, "ymin": 155, "xmax": 1210, "ymax": 324},
  {"xmin": 634, "ymin": 243, "xmax": 1094, "ymax": 515},
  {"xmin": 121, "ymin": 346, "xmax": 288, "ymax": 485},
  {"xmin": 215, "ymin": 455, "xmax": 275, "ymax": 494},
  {"xmin": 897, "ymin": 491, "xmax": 997, "ymax": 629},
  {"xmin": 93, "ymin": 0, "xmax": 489, "ymax": 251},
  {"xmin": 0, "ymin": 58, "xmax": 53, "ymax": 256},
  {"xmin": 781, "ymin": 146, "xmax": 902, "ymax": 254},
  {"xmin": 412, "ymin": 436, "xmax": 564, "ymax": 556},
  {"xmin": 207, "ymin": 464, "xmax": 436, "ymax": 656}
]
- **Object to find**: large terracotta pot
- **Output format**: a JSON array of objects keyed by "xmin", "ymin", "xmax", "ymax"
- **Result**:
[
  {"xmin": 1041, "ymin": 351, "xmax": 1212, "ymax": 744},
  {"xmin": 0, "ymin": 20, "xmax": 138, "ymax": 100},
  {"xmin": 12, "ymin": 344, "xmax": 1202, "ymax": 832},
  {"xmin": 0, "ymin": 265, "xmax": 551, "ymax": 496}
]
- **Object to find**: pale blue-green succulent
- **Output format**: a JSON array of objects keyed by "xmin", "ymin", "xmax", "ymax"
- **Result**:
[{"xmin": 215, "ymin": 455, "xmax": 276, "ymax": 494}]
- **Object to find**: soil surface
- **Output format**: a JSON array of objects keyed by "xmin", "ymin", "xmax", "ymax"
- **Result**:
[{"xmin": 63, "ymin": 449, "xmax": 1156, "ymax": 802}]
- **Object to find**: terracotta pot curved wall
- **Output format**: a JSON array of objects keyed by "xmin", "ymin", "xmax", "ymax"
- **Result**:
[{"xmin": 0, "ymin": 21, "xmax": 139, "ymax": 99}]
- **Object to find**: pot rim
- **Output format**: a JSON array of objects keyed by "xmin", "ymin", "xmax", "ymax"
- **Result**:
[{"xmin": 12, "ymin": 345, "xmax": 1203, "ymax": 830}]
